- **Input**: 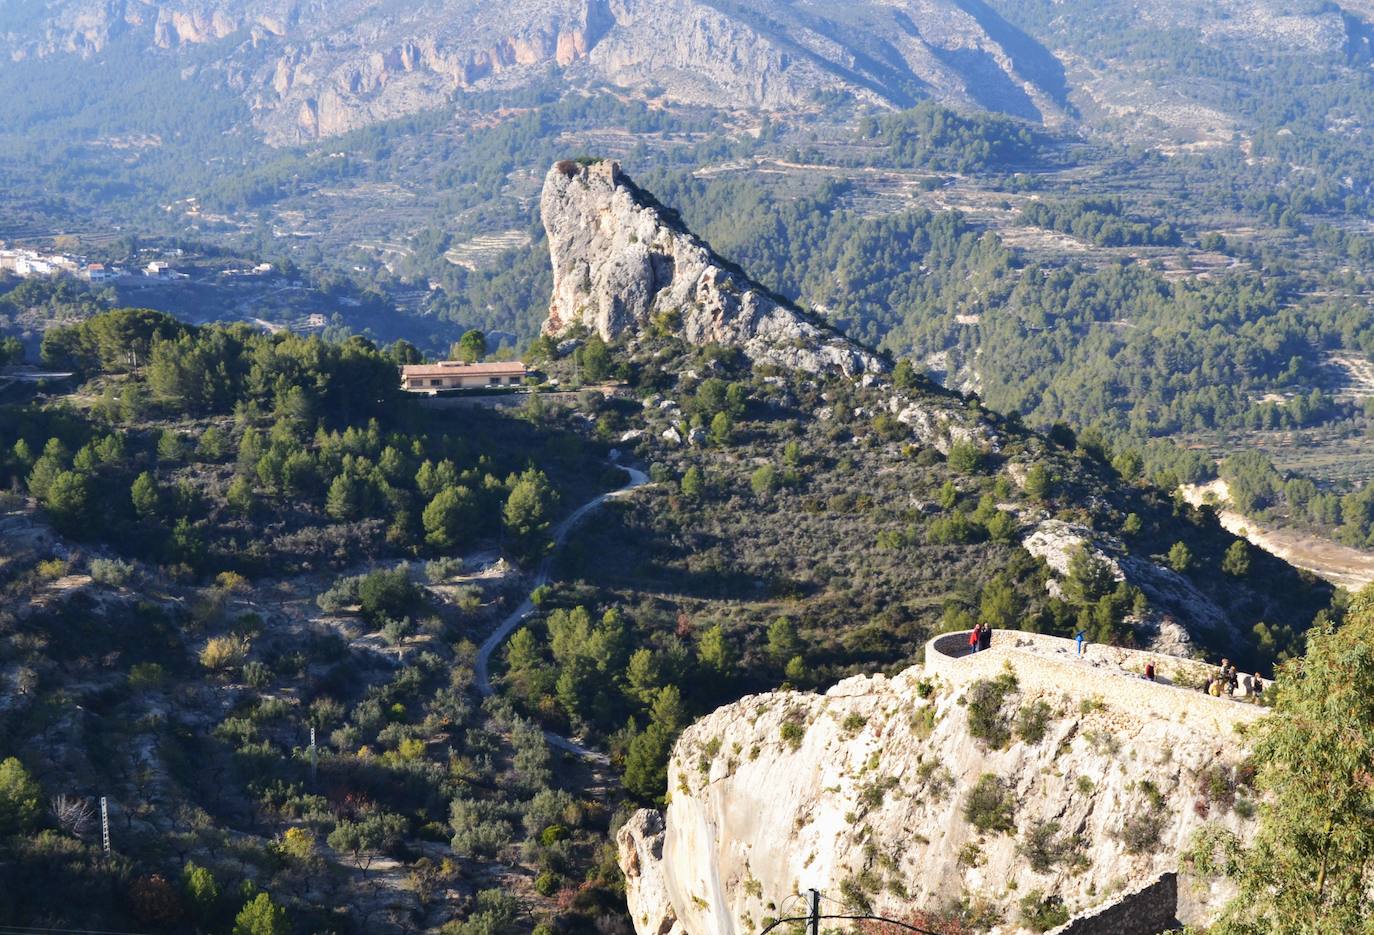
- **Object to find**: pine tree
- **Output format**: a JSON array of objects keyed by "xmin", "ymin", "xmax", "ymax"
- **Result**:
[
  {"xmin": 131, "ymin": 471, "xmax": 161, "ymax": 519},
  {"xmin": 156, "ymin": 429, "xmax": 185, "ymax": 463},
  {"xmin": 579, "ymin": 334, "xmax": 611, "ymax": 382},
  {"xmin": 454, "ymin": 330, "xmax": 487, "ymax": 363},
  {"xmin": 708, "ymin": 411, "xmax": 732, "ymax": 446},
  {"xmin": 503, "ymin": 469, "xmax": 555, "ymax": 561},
  {"xmin": 680, "ymin": 465, "xmax": 704, "ymax": 499},
  {"xmin": 424, "ymin": 486, "xmax": 475, "ymax": 550},
  {"xmin": 1222, "ymin": 540, "xmax": 1251, "ymax": 577},
  {"xmin": 1064, "ymin": 545, "xmax": 1115, "ymax": 606},
  {"xmin": 232, "ymin": 893, "xmax": 289, "ymax": 935},
  {"xmin": 1023, "ymin": 463, "xmax": 1052, "ymax": 501},
  {"xmin": 226, "ymin": 476, "xmax": 256, "ymax": 517},
  {"xmin": 625, "ymin": 649, "xmax": 663, "ymax": 706},
  {"xmin": 1203, "ymin": 587, "xmax": 1374, "ymax": 934},
  {"xmin": 326, "ymin": 474, "xmax": 363, "ymax": 521},
  {"xmin": 697, "ymin": 624, "xmax": 734, "ymax": 676},
  {"xmin": 766, "ymin": 617, "xmax": 801, "ymax": 665},
  {"xmin": 0, "ymin": 757, "xmax": 42, "ymax": 834},
  {"xmin": 44, "ymin": 471, "xmax": 93, "ymax": 534},
  {"xmin": 181, "ymin": 861, "xmax": 219, "ymax": 930},
  {"xmin": 1167, "ymin": 540, "xmax": 1193, "ymax": 573},
  {"xmin": 979, "ymin": 575, "xmax": 1023, "ymax": 630},
  {"xmin": 622, "ymin": 686, "xmax": 686, "ymax": 801}
]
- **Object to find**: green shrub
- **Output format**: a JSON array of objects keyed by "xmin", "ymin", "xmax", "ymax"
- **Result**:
[
  {"xmin": 89, "ymin": 557, "xmax": 135, "ymax": 586},
  {"xmin": 1118, "ymin": 811, "xmax": 1163, "ymax": 854},
  {"xmin": 964, "ymin": 773, "xmax": 1016, "ymax": 834},
  {"xmin": 1017, "ymin": 819, "xmax": 1080, "ymax": 873},
  {"xmin": 425, "ymin": 557, "xmax": 464, "ymax": 583},
  {"xmin": 964, "ymin": 671, "xmax": 1018, "ymax": 749},
  {"xmin": 780, "ymin": 715, "xmax": 806, "ymax": 751},
  {"xmin": 1018, "ymin": 890, "xmax": 1069, "ymax": 932},
  {"xmin": 1014, "ymin": 700, "xmax": 1053, "ymax": 744}
]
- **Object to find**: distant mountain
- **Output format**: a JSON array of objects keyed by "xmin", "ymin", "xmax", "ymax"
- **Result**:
[
  {"xmin": 6, "ymin": 0, "xmax": 1374, "ymax": 149},
  {"xmin": 3, "ymin": 0, "xmax": 1072, "ymax": 143}
]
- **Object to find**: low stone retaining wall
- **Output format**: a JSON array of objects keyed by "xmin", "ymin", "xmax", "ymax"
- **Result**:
[
  {"xmin": 1048, "ymin": 873, "xmax": 1179, "ymax": 935},
  {"xmin": 925, "ymin": 631, "xmax": 1266, "ymax": 734}
]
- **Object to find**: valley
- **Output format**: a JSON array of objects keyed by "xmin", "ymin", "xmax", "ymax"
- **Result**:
[{"xmin": 3, "ymin": 1, "xmax": 1374, "ymax": 933}]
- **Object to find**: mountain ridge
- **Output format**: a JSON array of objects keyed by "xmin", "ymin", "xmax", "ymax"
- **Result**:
[{"xmin": 4, "ymin": 0, "xmax": 1073, "ymax": 143}]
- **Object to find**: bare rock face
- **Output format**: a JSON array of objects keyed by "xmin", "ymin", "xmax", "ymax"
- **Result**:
[
  {"xmin": 619, "ymin": 810, "xmax": 684, "ymax": 935},
  {"xmin": 8, "ymin": 0, "xmax": 1367, "ymax": 145},
  {"xmin": 619, "ymin": 638, "xmax": 1261, "ymax": 935},
  {"xmin": 540, "ymin": 159, "xmax": 885, "ymax": 377},
  {"xmin": 3, "ymin": 0, "xmax": 1072, "ymax": 142}
]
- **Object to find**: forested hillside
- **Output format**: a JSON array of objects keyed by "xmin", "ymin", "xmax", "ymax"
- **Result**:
[{"xmin": 0, "ymin": 277, "xmax": 1337, "ymax": 930}]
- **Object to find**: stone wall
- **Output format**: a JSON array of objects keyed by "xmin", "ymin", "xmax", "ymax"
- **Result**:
[
  {"xmin": 924, "ymin": 631, "xmax": 1267, "ymax": 735},
  {"xmin": 1048, "ymin": 873, "xmax": 1179, "ymax": 935}
]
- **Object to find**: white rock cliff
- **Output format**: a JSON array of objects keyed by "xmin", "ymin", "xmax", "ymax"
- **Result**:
[
  {"xmin": 619, "ymin": 634, "xmax": 1261, "ymax": 935},
  {"xmin": 540, "ymin": 159, "xmax": 885, "ymax": 377}
]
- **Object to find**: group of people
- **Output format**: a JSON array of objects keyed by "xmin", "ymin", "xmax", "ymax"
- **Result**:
[
  {"xmin": 1204, "ymin": 658, "xmax": 1264, "ymax": 698},
  {"xmin": 967, "ymin": 622, "xmax": 993, "ymax": 653}
]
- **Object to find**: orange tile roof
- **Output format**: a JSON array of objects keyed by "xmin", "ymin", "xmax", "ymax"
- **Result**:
[{"xmin": 401, "ymin": 361, "xmax": 528, "ymax": 377}]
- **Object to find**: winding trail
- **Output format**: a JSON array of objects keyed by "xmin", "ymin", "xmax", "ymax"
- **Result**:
[{"xmin": 475, "ymin": 464, "xmax": 650, "ymax": 762}]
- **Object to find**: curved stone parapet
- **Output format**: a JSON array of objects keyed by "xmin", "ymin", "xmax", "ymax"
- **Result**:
[{"xmin": 925, "ymin": 629, "xmax": 1267, "ymax": 733}]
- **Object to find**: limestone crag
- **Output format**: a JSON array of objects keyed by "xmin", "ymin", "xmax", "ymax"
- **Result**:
[
  {"xmin": 619, "ymin": 636, "xmax": 1261, "ymax": 935},
  {"xmin": 540, "ymin": 160, "xmax": 885, "ymax": 377}
]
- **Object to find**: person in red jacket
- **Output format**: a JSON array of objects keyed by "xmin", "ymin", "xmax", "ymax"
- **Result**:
[{"xmin": 968, "ymin": 622, "xmax": 983, "ymax": 654}]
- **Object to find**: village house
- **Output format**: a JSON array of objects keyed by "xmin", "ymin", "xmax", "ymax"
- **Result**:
[{"xmin": 400, "ymin": 361, "xmax": 529, "ymax": 392}]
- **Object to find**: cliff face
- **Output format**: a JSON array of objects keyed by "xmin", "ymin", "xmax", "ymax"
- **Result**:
[
  {"xmin": 539, "ymin": 160, "xmax": 885, "ymax": 377},
  {"xmin": 620, "ymin": 634, "xmax": 1262, "ymax": 935},
  {"xmin": 6, "ymin": 1, "xmax": 1366, "ymax": 144},
  {"xmin": 3, "ymin": 0, "xmax": 1071, "ymax": 143}
]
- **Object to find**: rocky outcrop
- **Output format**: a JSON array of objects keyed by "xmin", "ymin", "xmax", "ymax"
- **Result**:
[
  {"xmin": 619, "ymin": 635, "xmax": 1260, "ymax": 935},
  {"xmin": 1022, "ymin": 518, "xmax": 1234, "ymax": 649},
  {"xmin": 885, "ymin": 390, "xmax": 1000, "ymax": 455},
  {"xmin": 540, "ymin": 159, "xmax": 884, "ymax": 377}
]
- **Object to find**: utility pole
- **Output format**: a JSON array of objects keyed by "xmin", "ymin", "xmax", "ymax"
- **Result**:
[
  {"xmin": 100, "ymin": 796, "xmax": 111, "ymax": 856},
  {"xmin": 808, "ymin": 888, "xmax": 820, "ymax": 935}
]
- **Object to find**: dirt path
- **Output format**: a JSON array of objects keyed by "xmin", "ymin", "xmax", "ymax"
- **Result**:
[
  {"xmin": 1180, "ymin": 480, "xmax": 1374, "ymax": 592},
  {"xmin": 474, "ymin": 465, "xmax": 651, "ymax": 762}
]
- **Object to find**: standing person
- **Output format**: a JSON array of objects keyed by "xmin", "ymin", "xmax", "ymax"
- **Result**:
[
  {"xmin": 969, "ymin": 622, "xmax": 983, "ymax": 654},
  {"xmin": 1144, "ymin": 662, "xmax": 1156, "ymax": 681},
  {"xmin": 979, "ymin": 624, "xmax": 993, "ymax": 652},
  {"xmin": 1075, "ymin": 629, "xmax": 1087, "ymax": 657}
]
